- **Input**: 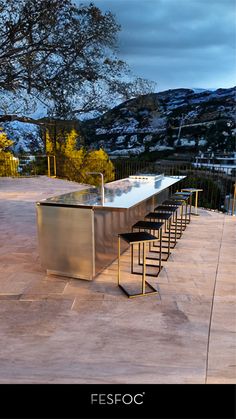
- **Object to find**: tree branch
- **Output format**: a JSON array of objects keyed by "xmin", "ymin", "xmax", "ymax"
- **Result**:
[{"xmin": 0, "ymin": 114, "xmax": 54, "ymax": 126}]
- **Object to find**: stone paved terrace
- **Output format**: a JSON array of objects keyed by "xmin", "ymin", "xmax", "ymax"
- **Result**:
[{"xmin": 0, "ymin": 176, "xmax": 235, "ymax": 384}]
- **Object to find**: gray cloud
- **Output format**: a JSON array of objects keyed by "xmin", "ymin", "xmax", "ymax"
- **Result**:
[{"xmin": 76, "ymin": 0, "xmax": 236, "ymax": 90}]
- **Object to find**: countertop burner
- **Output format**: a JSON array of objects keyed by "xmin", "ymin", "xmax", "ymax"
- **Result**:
[{"xmin": 129, "ymin": 173, "xmax": 164, "ymax": 182}]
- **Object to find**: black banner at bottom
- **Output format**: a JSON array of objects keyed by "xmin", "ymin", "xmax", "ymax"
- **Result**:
[{"xmin": 0, "ymin": 384, "xmax": 235, "ymax": 419}]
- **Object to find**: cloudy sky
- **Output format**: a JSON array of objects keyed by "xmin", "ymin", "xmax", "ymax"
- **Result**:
[{"xmin": 77, "ymin": 0, "xmax": 236, "ymax": 92}]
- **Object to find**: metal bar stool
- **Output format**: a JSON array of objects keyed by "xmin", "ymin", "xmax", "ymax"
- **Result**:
[
  {"xmin": 144, "ymin": 212, "xmax": 172, "ymax": 261},
  {"xmin": 181, "ymin": 188, "xmax": 203, "ymax": 216},
  {"xmin": 118, "ymin": 231, "xmax": 160, "ymax": 298},
  {"xmin": 162, "ymin": 199, "xmax": 185, "ymax": 238},
  {"xmin": 170, "ymin": 194, "xmax": 190, "ymax": 230},
  {"xmin": 131, "ymin": 220, "xmax": 163, "ymax": 276},
  {"xmin": 172, "ymin": 191, "xmax": 192, "ymax": 223},
  {"xmin": 154, "ymin": 204, "xmax": 178, "ymax": 248}
]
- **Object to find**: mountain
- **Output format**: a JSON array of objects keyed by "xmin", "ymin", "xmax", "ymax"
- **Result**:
[
  {"xmin": 2, "ymin": 86, "xmax": 235, "ymax": 156},
  {"xmin": 2, "ymin": 121, "xmax": 44, "ymax": 154},
  {"xmin": 82, "ymin": 86, "xmax": 236, "ymax": 157}
]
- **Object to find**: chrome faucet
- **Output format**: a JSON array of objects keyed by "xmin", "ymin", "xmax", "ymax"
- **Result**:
[{"xmin": 86, "ymin": 172, "xmax": 105, "ymax": 205}]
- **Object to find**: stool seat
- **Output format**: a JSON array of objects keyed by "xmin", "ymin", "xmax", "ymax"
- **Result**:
[
  {"xmin": 132, "ymin": 220, "xmax": 163, "ymax": 230},
  {"xmin": 181, "ymin": 188, "xmax": 203, "ymax": 192},
  {"xmin": 146, "ymin": 212, "xmax": 172, "ymax": 220},
  {"xmin": 155, "ymin": 205, "xmax": 178, "ymax": 211},
  {"xmin": 119, "ymin": 231, "xmax": 158, "ymax": 244},
  {"xmin": 171, "ymin": 194, "xmax": 188, "ymax": 201},
  {"xmin": 174, "ymin": 191, "xmax": 192, "ymax": 196},
  {"xmin": 163, "ymin": 200, "xmax": 183, "ymax": 206}
]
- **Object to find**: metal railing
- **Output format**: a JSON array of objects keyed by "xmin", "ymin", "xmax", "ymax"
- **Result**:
[
  {"xmin": 54, "ymin": 156, "xmax": 236, "ymax": 214},
  {"xmin": 112, "ymin": 159, "xmax": 236, "ymax": 214},
  {"xmin": 0, "ymin": 155, "xmax": 19, "ymax": 176},
  {"xmin": 1, "ymin": 154, "xmax": 235, "ymax": 214}
]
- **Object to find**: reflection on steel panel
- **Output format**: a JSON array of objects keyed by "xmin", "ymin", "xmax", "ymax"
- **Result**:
[{"xmin": 36, "ymin": 205, "xmax": 95, "ymax": 280}]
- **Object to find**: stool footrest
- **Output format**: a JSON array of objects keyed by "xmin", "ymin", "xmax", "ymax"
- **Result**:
[
  {"xmin": 118, "ymin": 281, "xmax": 159, "ymax": 298},
  {"xmin": 131, "ymin": 265, "xmax": 163, "ymax": 278},
  {"xmin": 140, "ymin": 253, "xmax": 169, "ymax": 263}
]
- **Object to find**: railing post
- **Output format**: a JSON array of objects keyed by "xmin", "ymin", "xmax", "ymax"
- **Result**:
[
  {"xmin": 232, "ymin": 183, "xmax": 236, "ymax": 216},
  {"xmin": 47, "ymin": 155, "xmax": 50, "ymax": 177},
  {"xmin": 47, "ymin": 155, "xmax": 56, "ymax": 178},
  {"xmin": 53, "ymin": 155, "xmax": 57, "ymax": 177}
]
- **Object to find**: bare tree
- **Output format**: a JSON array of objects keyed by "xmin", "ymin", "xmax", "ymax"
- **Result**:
[{"xmin": 0, "ymin": 0, "xmax": 155, "ymax": 122}]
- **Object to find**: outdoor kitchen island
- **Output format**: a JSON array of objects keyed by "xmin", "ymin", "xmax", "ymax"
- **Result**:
[{"xmin": 36, "ymin": 174, "xmax": 184, "ymax": 280}]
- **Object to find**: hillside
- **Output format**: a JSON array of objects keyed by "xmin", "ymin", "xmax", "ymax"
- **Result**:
[
  {"xmin": 1, "ymin": 86, "xmax": 235, "ymax": 156},
  {"xmin": 83, "ymin": 86, "xmax": 236, "ymax": 157}
]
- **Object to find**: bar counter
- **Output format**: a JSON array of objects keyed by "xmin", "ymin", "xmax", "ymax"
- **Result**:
[{"xmin": 36, "ymin": 175, "xmax": 184, "ymax": 280}]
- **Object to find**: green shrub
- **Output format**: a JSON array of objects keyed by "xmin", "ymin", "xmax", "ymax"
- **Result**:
[{"xmin": 0, "ymin": 128, "xmax": 18, "ymax": 176}]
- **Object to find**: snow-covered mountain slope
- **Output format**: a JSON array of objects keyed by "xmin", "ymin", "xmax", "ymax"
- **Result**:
[
  {"xmin": 1, "ymin": 86, "xmax": 235, "ymax": 155},
  {"xmin": 0, "ymin": 89, "xmax": 47, "ymax": 154},
  {"xmin": 3, "ymin": 121, "xmax": 44, "ymax": 154},
  {"xmin": 83, "ymin": 87, "xmax": 236, "ymax": 156}
]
